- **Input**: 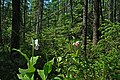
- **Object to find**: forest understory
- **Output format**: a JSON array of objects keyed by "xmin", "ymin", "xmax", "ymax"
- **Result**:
[{"xmin": 0, "ymin": 0, "xmax": 120, "ymax": 80}]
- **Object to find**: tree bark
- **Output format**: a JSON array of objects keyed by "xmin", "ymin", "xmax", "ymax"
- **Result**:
[
  {"xmin": 2, "ymin": 0, "xmax": 4, "ymax": 16},
  {"xmin": 100, "ymin": 0, "xmax": 104, "ymax": 22},
  {"xmin": 114, "ymin": 0, "xmax": 116, "ymax": 22},
  {"xmin": 65, "ymin": 0, "xmax": 68, "ymax": 13},
  {"xmin": 117, "ymin": 0, "xmax": 120, "ymax": 22},
  {"xmin": 103, "ymin": 0, "xmax": 104, "ymax": 8},
  {"xmin": 109, "ymin": 0, "xmax": 113, "ymax": 22},
  {"xmin": 0, "ymin": 0, "xmax": 2, "ymax": 45},
  {"xmin": 70, "ymin": 0, "xmax": 73, "ymax": 24},
  {"xmin": 93, "ymin": 0, "xmax": 99, "ymax": 45},
  {"xmin": 39, "ymin": 0, "xmax": 43, "ymax": 34},
  {"xmin": 57, "ymin": 0, "xmax": 59, "ymax": 20},
  {"xmin": 11, "ymin": 0, "xmax": 20, "ymax": 50},
  {"xmin": 82, "ymin": 0, "xmax": 88, "ymax": 52},
  {"xmin": 23, "ymin": 0, "xmax": 27, "ymax": 42},
  {"xmin": 118, "ymin": 11, "xmax": 120, "ymax": 22}
]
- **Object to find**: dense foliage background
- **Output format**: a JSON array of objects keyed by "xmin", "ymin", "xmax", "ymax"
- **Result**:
[{"xmin": 0, "ymin": 0, "xmax": 120, "ymax": 80}]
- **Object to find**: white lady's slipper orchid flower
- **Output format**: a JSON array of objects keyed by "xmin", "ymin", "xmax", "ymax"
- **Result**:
[
  {"xmin": 73, "ymin": 41, "xmax": 80, "ymax": 47},
  {"xmin": 34, "ymin": 39, "xmax": 39, "ymax": 50},
  {"xmin": 76, "ymin": 41, "xmax": 80, "ymax": 43},
  {"xmin": 73, "ymin": 43, "xmax": 75, "ymax": 45}
]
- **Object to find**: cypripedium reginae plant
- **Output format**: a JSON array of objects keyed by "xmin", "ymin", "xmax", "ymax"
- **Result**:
[
  {"xmin": 13, "ymin": 38, "xmax": 39, "ymax": 80},
  {"xmin": 13, "ymin": 38, "xmax": 54, "ymax": 80},
  {"xmin": 73, "ymin": 41, "xmax": 80, "ymax": 47}
]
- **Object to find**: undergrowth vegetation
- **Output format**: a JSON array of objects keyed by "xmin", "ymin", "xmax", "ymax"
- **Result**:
[
  {"xmin": 0, "ymin": 0, "xmax": 120, "ymax": 79},
  {"xmin": 7, "ymin": 20, "xmax": 119, "ymax": 80}
]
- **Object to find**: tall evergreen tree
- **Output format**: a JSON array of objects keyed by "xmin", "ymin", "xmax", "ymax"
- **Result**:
[
  {"xmin": 23, "ymin": 0, "xmax": 27, "ymax": 42},
  {"xmin": 11, "ymin": 0, "xmax": 20, "ymax": 51},
  {"xmin": 38, "ymin": 0, "xmax": 43, "ymax": 34},
  {"xmin": 70, "ymin": 0, "xmax": 73, "ymax": 25},
  {"xmin": 109, "ymin": 0, "xmax": 113, "ymax": 22},
  {"xmin": 93, "ymin": 0, "xmax": 99, "ymax": 45},
  {"xmin": 100, "ymin": 0, "xmax": 104, "ymax": 22},
  {"xmin": 114, "ymin": 0, "xmax": 116, "ymax": 22},
  {"xmin": 117, "ymin": 0, "xmax": 120, "ymax": 22},
  {"xmin": 82, "ymin": 0, "xmax": 88, "ymax": 52},
  {"xmin": 0, "ymin": 0, "xmax": 2, "ymax": 45}
]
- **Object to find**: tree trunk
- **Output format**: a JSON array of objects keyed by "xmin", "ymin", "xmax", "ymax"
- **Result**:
[
  {"xmin": 100, "ymin": 0, "xmax": 104, "ymax": 22},
  {"xmin": 10, "ymin": 1, "xmax": 21, "ymax": 78},
  {"xmin": 39, "ymin": 0, "xmax": 43, "ymax": 34},
  {"xmin": 118, "ymin": 12, "xmax": 120, "ymax": 22},
  {"xmin": 114, "ymin": 0, "xmax": 116, "ymax": 22},
  {"xmin": 82, "ymin": 0, "xmax": 88, "ymax": 52},
  {"xmin": 109, "ymin": 0, "xmax": 113, "ymax": 22},
  {"xmin": 93, "ymin": 0, "xmax": 99, "ymax": 45},
  {"xmin": 0, "ymin": 0, "xmax": 4, "ymax": 45},
  {"xmin": 103, "ymin": 0, "xmax": 104, "ymax": 8},
  {"xmin": 11, "ymin": 0, "xmax": 20, "ymax": 51},
  {"xmin": 2, "ymin": 0, "xmax": 4, "ymax": 16},
  {"xmin": 117, "ymin": 0, "xmax": 120, "ymax": 22},
  {"xmin": 23, "ymin": 0, "xmax": 27, "ymax": 42},
  {"xmin": 0, "ymin": 0, "xmax": 2, "ymax": 45},
  {"xmin": 65, "ymin": 0, "xmax": 68, "ymax": 13},
  {"xmin": 36, "ymin": 16, "xmax": 39, "ymax": 34},
  {"xmin": 70, "ymin": 0, "xmax": 73, "ymax": 24}
]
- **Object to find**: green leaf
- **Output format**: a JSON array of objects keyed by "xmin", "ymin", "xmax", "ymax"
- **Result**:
[
  {"xmin": 27, "ymin": 66, "xmax": 35, "ymax": 73},
  {"xmin": 27, "ymin": 56, "xmax": 39, "ymax": 68},
  {"xmin": 13, "ymin": 48, "xmax": 29, "ymax": 62},
  {"xmin": 43, "ymin": 58, "xmax": 54, "ymax": 77},
  {"xmin": 43, "ymin": 64, "xmax": 49, "ymax": 77},
  {"xmin": 17, "ymin": 73, "xmax": 33, "ymax": 80},
  {"xmin": 18, "ymin": 67, "xmax": 35, "ymax": 80},
  {"xmin": 70, "ymin": 50, "xmax": 78, "ymax": 57},
  {"xmin": 66, "ymin": 43, "xmax": 71, "ymax": 51},
  {"xmin": 53, "ymin": 77, "xmax": 62, "ymax": 80},
  {"xmin": 17, "ymin": 74, "xmax": 23, "ymax": 79},
  {"xmin": 30, "ymin": 74, "xmax": 34, "ymax": 80},
  {"xmin": 23, "ymin": 74, "xmax": 30, "ymax": 80},
  {"xmin": 57, "ymin": 57, "xmax": 62, "ymax": 62},
  {"xmin": 26, "ymin": 73, "xmax": 34, "ymax": 80},
  {"xmin": 37, "ymin": 70, "xmax": 46, "ymax": 80},
  {"xmin": 19, "ymin": 67, "xmax": 35, "ymax": 79},
  {"xmin": 19, "ymin": 68, "xmax": 27, "ymax": 75}
]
